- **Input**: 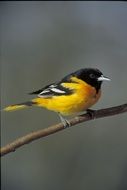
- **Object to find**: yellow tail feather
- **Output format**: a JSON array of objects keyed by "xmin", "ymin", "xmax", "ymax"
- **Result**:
[
  {"xmin": 4, "ymin": 104, "xmax": 27, "ymax": 111},
  {"xmin": 4, "ymin": 101, "xmax": 34, "ymax": 112}
]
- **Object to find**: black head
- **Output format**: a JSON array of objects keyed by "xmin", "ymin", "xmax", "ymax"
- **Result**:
[{"xmin": 63, "ymin": 68, "xmax": 110, "ymax": 93}]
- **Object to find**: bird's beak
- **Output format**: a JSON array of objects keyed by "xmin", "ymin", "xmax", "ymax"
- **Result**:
[{"xmin": 97, "ymin": 75, "xmax": 110, "ymax": 81}]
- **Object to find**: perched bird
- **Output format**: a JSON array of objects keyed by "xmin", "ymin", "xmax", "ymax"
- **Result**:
[{"xmin": 4, "ymin": 68, "xmax": 110, "ymax": 127}]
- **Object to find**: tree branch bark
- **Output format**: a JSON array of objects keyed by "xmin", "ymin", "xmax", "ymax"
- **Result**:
[{"xmin": 1, "ymin": 103, "xmax": 127, "ymax": 157}]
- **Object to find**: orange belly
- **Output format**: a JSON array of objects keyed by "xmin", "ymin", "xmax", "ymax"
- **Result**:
[{"xmin": 32, "ymin": 83, "xmax": 101, "ymax": 115}]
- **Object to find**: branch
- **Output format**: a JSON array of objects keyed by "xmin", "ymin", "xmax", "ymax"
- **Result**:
[{"xmin": 1, "ymin": 103, "xmax": 127, "ymax": 157}]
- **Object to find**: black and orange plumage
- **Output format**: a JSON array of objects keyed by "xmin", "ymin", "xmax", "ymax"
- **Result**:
[{"xmin": 4, "ymin": 68, "xmax": 110, "ymax": 127}]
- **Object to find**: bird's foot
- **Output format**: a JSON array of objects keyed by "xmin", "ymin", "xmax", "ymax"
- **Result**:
[
  {"xmin": 86, "ymin": 109, "xmax": 97, "ymax": 119},
  {"xmin": 58, "ymin": 113, "xmax": 71, "ymax": 128},
  {"xmin": 63, "ymin": 119, "xmax": 71, "ymax": 128}
]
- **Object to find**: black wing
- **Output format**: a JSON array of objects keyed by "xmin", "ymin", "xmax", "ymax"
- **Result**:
[
  {"xmin": 29, "ymin": 83, "xmax": 55, "ymax": 95},
  {"xmin": 29, "ymin": 83, "xmax": 73, "ymax": 98}
]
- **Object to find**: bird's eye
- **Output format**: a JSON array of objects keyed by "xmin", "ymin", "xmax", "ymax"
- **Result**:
[{"xmin": 90, "ymin": 73, "xmax": 95, "ymax": 78}]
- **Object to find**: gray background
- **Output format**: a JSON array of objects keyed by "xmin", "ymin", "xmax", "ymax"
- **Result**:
[{"xmin": 1, "ymin": 2, "xmax": 127, "ymax": 190}]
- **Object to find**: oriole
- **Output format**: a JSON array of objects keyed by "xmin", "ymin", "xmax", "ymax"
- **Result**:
[{"xmin": 4, "ymin": 68, "xmax": 110, "ymax": 127}]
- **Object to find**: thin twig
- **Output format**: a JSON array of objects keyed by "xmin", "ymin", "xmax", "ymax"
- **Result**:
[{"xmin": 1, "ymin": 103, "xmax": 127, "ymax": 157}]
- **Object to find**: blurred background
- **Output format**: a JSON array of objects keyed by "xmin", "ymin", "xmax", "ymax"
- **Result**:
[{"xmin": 1, "ymin": 2, "xmax": 127, "ymax": 190}]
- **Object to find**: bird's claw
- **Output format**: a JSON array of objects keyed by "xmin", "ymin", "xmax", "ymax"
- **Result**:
[
  {"xmin": 58, "ymin": 113, "xmax": 71, "ymax": 128},
  {"xmin": 63, "ymin": 119, "xmax": 71, "ymax": 128},
  {"xmin": 86, "ymin": 109, "xmax": 96, "ymax": 119}
]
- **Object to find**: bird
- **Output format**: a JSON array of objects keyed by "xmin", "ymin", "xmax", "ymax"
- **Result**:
[{"xmin": 4, "ymin": 68, "xmax": 110, "ymax": 127}]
